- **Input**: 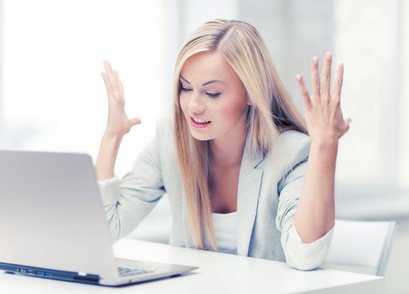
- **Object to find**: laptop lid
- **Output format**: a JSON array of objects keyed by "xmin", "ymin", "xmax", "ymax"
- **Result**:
[{"xmin": 0, "ymin": 150, "xmax": 119, "ymax": 279}]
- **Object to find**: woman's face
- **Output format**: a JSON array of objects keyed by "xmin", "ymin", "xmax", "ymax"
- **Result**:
[{"xmin": 179, "ymin": 51, "xmax": 249, "ymax": 143}]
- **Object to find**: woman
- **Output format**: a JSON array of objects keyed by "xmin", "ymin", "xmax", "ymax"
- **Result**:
[{"xmin": 96, "ymin": 19, "xmax": 350, "ymax": 270}]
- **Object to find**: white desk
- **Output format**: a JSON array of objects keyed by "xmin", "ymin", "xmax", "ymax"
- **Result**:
[{"xmin": 0, "ymin": 238, "xmax": 383, "ymax": 294}]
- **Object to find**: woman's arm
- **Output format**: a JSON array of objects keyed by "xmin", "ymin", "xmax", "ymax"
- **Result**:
[
  {"xmin": 95, "ymin": 61, "xmax": 141, "ymax": 181},
  {"xmin": 294, "ymin": 52, "xmax": 350, "ymax": 243}
]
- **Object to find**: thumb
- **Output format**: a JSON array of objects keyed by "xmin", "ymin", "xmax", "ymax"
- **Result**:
[
  {"xmin": 343, "ymin": 118, "xmax": 351, "ymax": 133},
  {"xmin": 130, "ymin": 118, "xmax": 141, "ymax": 127}
]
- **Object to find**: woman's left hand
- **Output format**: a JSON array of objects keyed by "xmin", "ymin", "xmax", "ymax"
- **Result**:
[
  {"xmin": 293, "ymin": 53, "xmax": 349, "ymax": 244},
  {"xmin": 296, "ymin": 52, "xmax": 351, "ymax": 144}
]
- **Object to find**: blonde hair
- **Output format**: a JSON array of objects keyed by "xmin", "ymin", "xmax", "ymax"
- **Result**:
[{"xmin": 172, "ymin": 19, "xmax": 307, "ymax": 250}]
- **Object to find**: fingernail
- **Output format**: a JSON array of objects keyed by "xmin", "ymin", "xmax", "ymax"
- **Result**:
[
  {"xmin": 327, "ymin": 53, "xmax": 332, "ymax": 61},
  {"xmin": 313, "ymin": 57, "xmax": 318, "ymax": 65},
  {"xmin": 296, "ymin": 74, "xmax": 302, "ymax": 81}
]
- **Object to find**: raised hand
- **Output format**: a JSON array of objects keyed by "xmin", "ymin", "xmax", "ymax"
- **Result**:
[
  {"xmin": 296, "ymin": 52, "xmax": 350, "ymax": 144},
  {"xmin": 95, "ymin": 61, "xmax": 141, "ymax": 180},
  {"xmin": 293, "ymin": 53, "xmax": 351, "ymax": 243},
  {"xmin": 101, "ymin": 61, "xmax": 141, "ymax": 138}
]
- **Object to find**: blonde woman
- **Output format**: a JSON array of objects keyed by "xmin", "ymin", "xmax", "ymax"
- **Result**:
[{"xmin": 96, "ymin": 19, "xmax": 350, "ymax": 270}]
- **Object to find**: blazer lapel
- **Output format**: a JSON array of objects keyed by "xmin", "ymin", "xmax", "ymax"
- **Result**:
[{"xmin": 236, "ymin": 137, "xmax": 264, "ymax": 256}]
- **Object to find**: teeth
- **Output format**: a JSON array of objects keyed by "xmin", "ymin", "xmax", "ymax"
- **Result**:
[{"xmin": 192, "ymin": 118, "xmax": 210, "ymax": 124}]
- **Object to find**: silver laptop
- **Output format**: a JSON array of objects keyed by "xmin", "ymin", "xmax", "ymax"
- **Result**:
[{"xmin": 0, "ymin": 150, "xmax": 197, "ymax": 286}]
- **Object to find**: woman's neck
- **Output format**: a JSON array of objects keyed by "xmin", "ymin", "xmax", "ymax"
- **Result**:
[{"xmin": 210, "ymin": 129, "xmax": 247, "ymax": 168}]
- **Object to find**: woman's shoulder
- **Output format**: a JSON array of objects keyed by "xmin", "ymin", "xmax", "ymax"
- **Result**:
[
  {"xmin": 256, "ymin": 129, "xmax": 310, "ymax": 182},
  {"xmin": 155, "ymin": 116, "xmax": 173, "ymax": 132},
  {"xmin": 271, "ymin": 130, "xmax": 311, "ymax": 166},
  {"xmin": 135, "ymin": 117, "xmax": 176, "ymax": 167},
  {"xmin": 279, "ymin": 129, "xmax": 310, "ymax": 151},
  {"xmin": 153, "ymin": 117, "xmax": 174, "ymax": 142},
  {"xmin": 279, "ymin": 129, "xmax": 310, "ymax": 144}
]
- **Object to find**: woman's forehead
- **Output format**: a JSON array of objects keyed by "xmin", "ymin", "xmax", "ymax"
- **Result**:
[{"xmin": 181, "ymin": 51, "xmax": 239, "ymax": 85}]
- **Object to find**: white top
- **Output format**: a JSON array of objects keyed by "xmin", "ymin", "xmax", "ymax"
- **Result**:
[{"xmin": 212, "ymin": 212, "xmax": 238, "ymax": 255}]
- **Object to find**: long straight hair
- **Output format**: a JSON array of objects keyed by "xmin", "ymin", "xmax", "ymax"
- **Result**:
[{"xmin": 173, "ymin": 19, "xmax": 307, "ymax": 250}]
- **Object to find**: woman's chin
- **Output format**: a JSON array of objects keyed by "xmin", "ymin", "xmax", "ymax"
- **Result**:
[{"xmin": 189, "ymin": 130, "xmax": 213, "ymax": 141}]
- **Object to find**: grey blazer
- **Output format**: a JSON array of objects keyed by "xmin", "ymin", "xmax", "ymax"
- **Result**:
[{"xmin": 99, "ymin": 119, "xmax": 333, "ymax": 270}]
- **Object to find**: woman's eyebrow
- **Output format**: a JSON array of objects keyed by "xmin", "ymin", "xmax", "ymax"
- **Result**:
[
  {"xmin": 180, "ymin": 76, "xmax": 190, "ymax": 84},
  {"xmin": 202, "ymin": 80, "xmax": 226, "ymax": 86},
  {"xmin": 180, "ymin": 75, "xmax": 226, "ymax": 86}
]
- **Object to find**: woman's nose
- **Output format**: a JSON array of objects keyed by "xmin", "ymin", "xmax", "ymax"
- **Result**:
[{"xmin": 188, "ymin": 93, "xmax": 205, "ymax": 114}]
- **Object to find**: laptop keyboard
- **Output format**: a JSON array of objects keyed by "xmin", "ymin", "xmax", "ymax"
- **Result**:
[{"xmin": 117, "ymin": 266, "xmax": 154, "ymax": 277}]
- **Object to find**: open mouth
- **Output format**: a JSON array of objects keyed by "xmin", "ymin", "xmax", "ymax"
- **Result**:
[
  {"xmin": 190, "ymin": 117, "xmax": 211, "ymax": 128},
  {"xmin": 192, "ymin": 118, "xmax": 210, "ymax": 124}
]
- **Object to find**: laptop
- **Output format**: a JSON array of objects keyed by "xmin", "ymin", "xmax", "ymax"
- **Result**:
[{"xmin": 0, "ymin": 150, "xmax": 198, "ymax": 286}]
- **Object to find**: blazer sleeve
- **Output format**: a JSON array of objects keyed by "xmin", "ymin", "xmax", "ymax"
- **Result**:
[
  {"xmin": 97, "ymin": 120, "xmax": 168, "ymax": 243},
  {"xmin": 276, "ymin": 133, "xmax": 334, "ymax": 270}
]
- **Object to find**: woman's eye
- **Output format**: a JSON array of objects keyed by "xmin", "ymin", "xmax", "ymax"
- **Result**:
[
  {"xmin": 181, "ymin": 87, "xmax": 192, "ymax": 92},
  {"xmin": 206, "ymin": 92, "xmax": 221, "ymax": 98}
]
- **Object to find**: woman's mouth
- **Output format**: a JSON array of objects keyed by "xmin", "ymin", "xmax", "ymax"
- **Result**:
[{"xmin": 190, "ymin": 117, "xmax": 211, "ymax": 128}]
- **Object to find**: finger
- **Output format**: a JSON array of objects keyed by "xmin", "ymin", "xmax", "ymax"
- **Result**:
[
  {"xmin": 119, "ymin": 80, "xmax": 124, "ymax": 95},
  {"xmin": 103, "ymin": 60, "xmax": 113, "ymax": 74},
  {"xmin": 111, "ymin": 70, "xmax": 124, "ymax": 99},
  {"xmin": 344, "ymin": 117, "xmax": 351, "ymax": 130},
  {"xmin": 103, "ymin": 61, "xmax": 118, "ymax": 87},
  {"xmin": 130, "ymin": 117, "xmax": 142, "ymax": 126},
  {"xmin": 296, "ymin": 74, "xmax": 311, "ymax": 107},
  {"xmin": 100, "ymin": 72, "xmax": 112, "ymax": 96},
  {"xmin": 332, "ymin": 62, "xmax": 344, "ymax": 103},
  {"xmin": 113, "ymin": 70, "xmax": 121, "ymax": 87},
  {"xmin": 321, "ymin": 52, "xmax": 332, "ymax": 100},
  {"xmin": 338, "ymin": 117, "xmax": 351, "ymax": 138},
  {"xmin": 311, "ymin": 57, "xmax": 320, "ymax": 100}
]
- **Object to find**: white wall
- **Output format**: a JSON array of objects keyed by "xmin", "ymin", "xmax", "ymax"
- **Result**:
[
  {"xmin": 2, "ymin": 0, "xmax": 167, "ymax": 177},
  {"xmin": 238, "ymin": 0, "xmax": 334, "ymax": 111},
  {"xmin": 179, "ymin": 0, "xmax": 239, "ymax": 38},
  {"xmin": 1, "ymin": 0, "xmax": 241, "ymax": 177}
]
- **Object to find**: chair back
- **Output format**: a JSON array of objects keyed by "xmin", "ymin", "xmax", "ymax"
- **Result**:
[{"xmin": 324, "ymin": 219, "xmax": 398, "ymax": 276}]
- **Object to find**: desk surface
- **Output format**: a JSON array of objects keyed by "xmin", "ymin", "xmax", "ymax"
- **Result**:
[{"xmin": 0, "ymin": 238, "xmax": 383, "ymax": 294}]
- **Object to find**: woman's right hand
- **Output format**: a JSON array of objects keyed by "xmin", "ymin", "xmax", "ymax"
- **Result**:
[{"xmin": 101, "ymin": 61, "xmax": 141, "ymax": 138}]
